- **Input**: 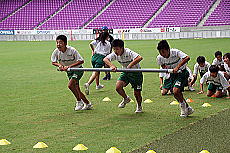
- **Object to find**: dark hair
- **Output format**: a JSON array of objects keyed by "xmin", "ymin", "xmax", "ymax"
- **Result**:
[
  {"xmin": 209, "ymin": 65, "xmax": 219, "ymax": 73},
  {"xmin": 215, "ymin": 51, "xmax": 222, "ymax": 57},
  {"xmin": 218, "ymin": 65, "xmax": 226, "ymax": 72},
  {"xmin": 95, "ymin": 33, "xmax": 102, "ymax": 41},
  {"xmin": 112, "ymin": 39, "xmax": 124, "ymax": 48},
  {"xmin": 56, "ymin": 35, "xmax": 67, "ymax": 44},
  {"xmin": 157, "ymin": 40, "xmax": 170, "ymax": 51},
  {"xmin": 100, "ymin": 31, "xmax": 109, "ymax": 45},
  {"xmin": 223, "ymin": 53, "xmax": 230, "ymax": 59},
  {"xmin": 196, "ymin": 56, "xmax": 206, "ymax": 64}
]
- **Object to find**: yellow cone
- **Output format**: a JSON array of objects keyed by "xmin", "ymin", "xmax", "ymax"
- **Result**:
[
  {"xmin": 106, "ymin": 147, "xmax": 121, "ymax": 153},
  {"xmin": 202, "ymin": 103, "xmax": 212, "ymax": 107},
  {"xmin": 200, "ymin": 150, "xmax": 210, "ymax": 153},
  {"xmin": 146, "ymin": 150, "xmax": 157, "ymax": 153},
  {"xmin": 144, "ymin": 99, "xmax": 153, "ymax": 103},
  {"xmin": 73, "ymin": 144, "xmax": 88, "ymax": 150},
  {"xmin": 103, "ymin": 97, "xmax": 111, "ymax": 102},
  {"xmin": 170, "ymin": 101, "xmax": 179, "ymax": 105},
  {"xmin": 33, "ymin": 142, "xmax": 48, "ymax": 148},
  {"xmin": 0, "ymin": 139, "xmax": 11, "ymax": 145}
]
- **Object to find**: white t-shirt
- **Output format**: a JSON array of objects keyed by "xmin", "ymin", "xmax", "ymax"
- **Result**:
[
  {"xmin": 200, "ymin": 71, "xmax": 230, "ymax": 89},
  {"xmin": 157, "ymin": 48, "xmax": 188, "ymax": 70},
  {"xmin": 94, "ymin": 40, "xmax": 111, "ymax": 56},
  {"xmin": 193, "ymin": 61, "xmax": 211, "ymax": 75},
  {"xmin": 212, "ymin": 58, "xmax": 224, "ymax": 66},
  {"xmin": 224, "ymin": 63, "xmax": 230, "ymax": 75},
  {"xmin": 51, "ymin": 46, "xmax": 83, "ymax": 68},
  {"xmin": 106, "ymin": 48, "xmax": 141, "ymax": 69}
]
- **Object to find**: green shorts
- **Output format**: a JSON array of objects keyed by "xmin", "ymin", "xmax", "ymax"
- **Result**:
[
  {"xmin": 91, "ymin": 53, "xmax": 106, "ymax": 68},
  {"xmin": 67, "ymin": 70, "xmax": 84, "ymax": 82},
  {"xmin": 208, "ymin": 83, "xmax": 223, "ymax": 92},
  {"xmin": 118, "ymin": 72, "xmax": 143, "ymax": 91},
  {"xmin": 163, "ymin": 69, "xmax": 189, "ymax": 91}
]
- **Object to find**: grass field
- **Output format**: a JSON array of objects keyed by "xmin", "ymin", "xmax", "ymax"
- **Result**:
[{"xmin": 0, "ymin": 38, "xmax": 229, "ymax": 153}]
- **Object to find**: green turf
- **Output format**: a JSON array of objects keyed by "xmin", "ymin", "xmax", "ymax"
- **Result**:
[
  {"xmin": 130, "ymin": 108, "xmax": 230, "ymax": 153},
  {"xmin": 0, "ymin": 38, "xmax": 229, "ymax": 153}
]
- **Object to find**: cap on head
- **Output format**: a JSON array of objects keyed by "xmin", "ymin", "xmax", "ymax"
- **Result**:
[{"xmin": 102, "ymin": 26, "xmax": 108, "ymax": 30}]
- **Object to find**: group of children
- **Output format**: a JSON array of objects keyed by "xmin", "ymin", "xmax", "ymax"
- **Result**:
[{"xmin": 51, "ymin": 34, "xmax": 230, "ymax": 117}]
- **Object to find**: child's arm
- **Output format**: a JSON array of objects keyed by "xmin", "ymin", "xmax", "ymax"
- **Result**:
[
  {"xmin": 173, "ymin": 56, "xmax": 190, "ymax": 73},
  {"xmin": 62, "ymin": 60, "xmax": 84, "ymax": 71},
  {"xmin": 89, "ymin": 44, "xmax": 95, "ymax": 55},
  {"xmin": 226, "ymin": 87, "xmax": 230, "ymax": 99},
  {"xmin": 197, "ymin": 83, "xmax": 204, "ymax": 94},
  {"xmin": 127, "ymin": 55, "xmax": 143, "ymax": 69},
  {"xmin": 159, "ymin": 77, "xmax": 163, "ymax": 89},
  {"xmin": 189, "ymin": 74, "xmax": 197, "ymax": 86},
  {"xmin": 52, "ymin": 62, "xmax": 64, "ymax": 71},
  {"xmin": 103, "ymin": 57, "xmax": 117, "ymax": 71},
  {"xmin": 197, "ymin": 73, "xmax": 207, "ymax": 94}
]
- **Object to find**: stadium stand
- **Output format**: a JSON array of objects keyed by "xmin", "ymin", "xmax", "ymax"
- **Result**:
[
  {"xmin": 147, "ymin": 0, "xmax": 216, "ymax": 28},
  {"xmin": 39, "ymin": 0, "xmax": 111, "ymax": 30},
  {"xmin": 85, "ymin": 0, "xmax": 167, "ymax": 29},
  {"xmin": 0, "ymin": 0, "xmax": 67, "ymax": 30},
  {"xmin": 0, "ymin": 0, "xmax": 229, "ymax": 30},
  {"xmin": 0, "ymin": 0, "xmax": 29, "ymax": 21},
  {"xmin": 204, "ymin": 0, "xmax": 230, "ymax": 26}
]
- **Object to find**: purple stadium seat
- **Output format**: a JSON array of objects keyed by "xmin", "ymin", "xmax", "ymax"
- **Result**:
[
  {"xmin": 204, "ymin": 0, "xmax": 230, "ymax": 26},
  {"xmin": 86, "ymin": 0, "xmax": 166, "ymax": 29},
  {"xmin": 148, "ymin": 0, "xmax": 216, "ymax": 28}
]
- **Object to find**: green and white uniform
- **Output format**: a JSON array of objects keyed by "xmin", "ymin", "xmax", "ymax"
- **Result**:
[
  {"xmin": 200, "ymin": 71, "xmax": 230, "ymax": 92},
  {"xmin": 106, "ymin": 48, "xmax": 143, "ymax": 91},
  {"xmin": 157, "ymin": 48, "xmax": 189, "ymax": 91},
  {"xmin": 224, "ymin": 63, "xmax": 230, "ymax": 78},
  {"xmin": 212, "ymin": 58, "xmax": 224, "ymax": 66},
  {"xmin": 91, "ymin": 40, "xmax": 111, "ymax": 68},
  {"xmin": 51, "ymin": 46, "xmax": 84, "ymax": 81},
  {"xmin": 193, "ymin": 61, "xmax": 211, "ymax": 77}
]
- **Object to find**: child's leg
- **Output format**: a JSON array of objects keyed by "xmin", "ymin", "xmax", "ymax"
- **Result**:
[
  {"xmin": 75, "ymin": 84, "xmax": 90, "ymax": 104},
  {"xmin": 116, "ymin": 80, "xmax": 128, "ymax": 99},
  {"xmin": 87, "ymin": 71, "xmax": 99, "ymax": 85},
  {"xmin": 207, "ymin": 90, "xmax": 215, "ymax": 97},
  {"xmin": 95, "ymin": 71, "xmax": 100, "ymax": 86},
  {"xmin": 134, "ymin": 90, "xmax": 142, "ymax": 107},
  {"xmin": 173, "ymin": 87, "xmax": 194, "ymax": 117},
  {"xmin": 215, "ymin": 90, "xmax": 224, "ymax": 98},
  {"xmin": 173, "ymin": 87, "xmax": 186, "ymax": 104},
  {"xmin": 116, "ymin": 80, "xmax": 131, "ymax": 108},
  {"xmin": 161, "ymin": 88, "xmax": 170, "ymax": 95},
  {"xmin": 68, "ymin": 79, "xmax": 81, "ymax": 101}
]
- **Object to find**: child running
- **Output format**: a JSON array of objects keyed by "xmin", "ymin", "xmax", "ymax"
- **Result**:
[
  {"xmin": 103, "ymin": 39, "xmax": 143, "ymax": 113},
  {"xmin": 51, "ymin": 35, "xmax": 92, "ymax": 111},
  {"xmin": 84, "ymin": 31, "xmax": 111, "ymax": 95},
  {"xmin": 198, "ymin": 65, "xmax": 230, "ymax": 98},
  {"xmin": 156, "ymin": 40, "xmax": 194, "ymax": 117}
]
